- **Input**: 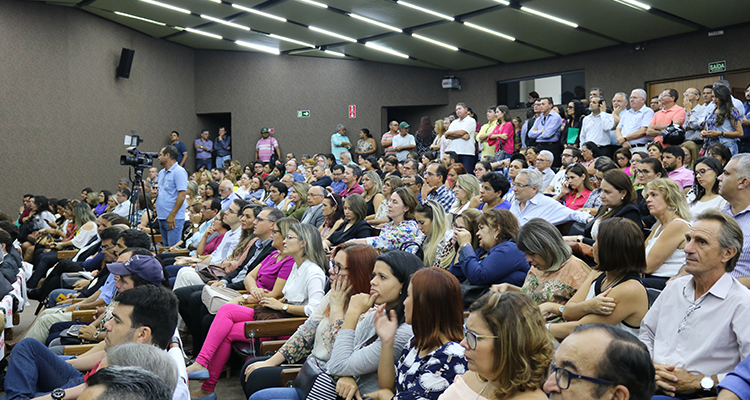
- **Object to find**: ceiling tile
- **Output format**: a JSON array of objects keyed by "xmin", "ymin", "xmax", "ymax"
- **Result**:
[{"xmin": 648, "ymin": 0, "xmax": 750, "ymax": 29}]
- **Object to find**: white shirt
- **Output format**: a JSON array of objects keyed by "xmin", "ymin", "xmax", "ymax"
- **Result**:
[
  {"xmin": 392, "ymin": 133, "xmax": 416, "ymax": 162},
  {"xmin": 688, "ymin": 195, "xmax": 728, "ymax": 223},
  {"xmin": 510, "ymin": 193, "xmax": 590, "ymax": 226},
  {"xmin": 207, "ymin": 225, "xmax": 242, "ymax": 265},
  {"xmin": 617, "ymin": 106, "xmax": 655, "ymax": 146},
  {"xmin": 547, "ymin": 168, "xmax": 567, "ymax": 195},
  {"xmin": 639, "ymin": 274, "xmax": 750, "ymax": 381},
  {"xmin": 112, "ymin": 199, "xmax": 131, "ymax": 217},
  {"xmin": 283, "ymin": 259, "xmax": 326, "ymax": 316},
  {"xmin": 446, "ymin": 116, "xmax": 477, "ymax": 155},
  {"xmin": 580, "ymin": 112, "xmax": 615, "ymax": 147}
]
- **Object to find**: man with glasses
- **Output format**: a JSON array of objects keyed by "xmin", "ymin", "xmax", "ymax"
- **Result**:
[
  {"xmin": 402, "ymin": 159, "xmax": 419, "ymax": 177},
  {"xmin": 535, "ymin": 150, "xmax": 556, "ymax": 191},
  {"xmin": 156, "ymin": 145, "xmax": 188, "ymax": 246},
  {"xmin": 403, "ymin": 175, "xmax": 424, "ymax": 201},
  {"xmin": 112, "ymin": 188, "xmax": 132, "ymax": 218},
  {"xmin": 510, "ymin": 169, "xmax": 591, "ymax": 226},
  {"xmin": 310, "ymin": 165, "xmax": 332, "ymax": 188},
  {"xmin": 330, "ymin": 165, "xmax": 347, "ymax": 194},
  {"xmin": 301, "ymin": 186, "xmax": 326, "ymax": 227},
  {"xmin": 544, "ymin": 323, "xmax": 655, "ymax": 400},
  {"xmin": 529, "ymin": 97, "xmax": 563, "ymax": 169},
  {"xmin": 580, "ymin": 96, "xmax": 615, "ymax": 157},
  {"xmin": 170, "ymin": 198, "xmax": 220, "ymax": 257},
  {"xmin": 421, "ymin": 162, "xmax": 455, "ymax": 212},
  {"xmin": 218, "ymin": 179, "xmax": 237, "ymax": 211},
  {"xmin": 640, "ymin": 210, "xmax": 750, "ymax": 399}
]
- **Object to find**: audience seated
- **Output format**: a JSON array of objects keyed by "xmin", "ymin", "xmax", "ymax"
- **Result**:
[
  {"xmin": 510, "ymin": 169, "xmax": 591, "ymax": 226},
  {"xmin": 688, "ymin": 156, "xmax": 727, "ymax": 221},
  {"xmin": 350, "ymin": 188, "xmax": 425, "ymax": 254},
  {"xmin": 322, "ymin": 194, "xmax": 373, "ymax": 252},
  {"xmin": 415, "ymin": 200, "xmax": 455, "ymax": 269}
]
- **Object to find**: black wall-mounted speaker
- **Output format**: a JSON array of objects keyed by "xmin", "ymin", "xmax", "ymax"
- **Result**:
[{"xmin": 116, "ymin": 48, "xmax": 135, "ymax": 78}]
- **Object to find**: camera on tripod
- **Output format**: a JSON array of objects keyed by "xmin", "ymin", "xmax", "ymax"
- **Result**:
[{"xmin": 120, "ymin": 132, "xmax": 158, "ymax": 170}]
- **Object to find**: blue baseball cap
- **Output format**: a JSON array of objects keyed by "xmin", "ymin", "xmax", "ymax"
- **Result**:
[{"xmin": 107, "ymin": 255, "xmax": 164, "ymax": 286}]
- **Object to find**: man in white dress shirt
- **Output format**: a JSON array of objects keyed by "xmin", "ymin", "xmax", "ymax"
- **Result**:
[{"xmin": 639, "ymin": 210, "xmax": 750, "ymax": 399}]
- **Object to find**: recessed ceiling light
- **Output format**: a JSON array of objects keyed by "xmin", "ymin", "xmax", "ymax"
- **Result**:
[
  {"xmin": 206, "ymin": 0, "xmax": 221, "ymax": 3},
  {"xmin": 613, "ymin": 0, "xmax": 651, "ymax": 11},
  {"xmin": 463, "ymin": 22, "xmax": 515, "ymax": 41},
  {"xmin": 200, "ymin": 14, "xmax": 250, "ymax": 30},
  {"xmin": 297, "ymin": 0, "xmax": 328, "ymax": 8},
  {"xmin": 235, "ymin": 40, "xmax": 280, "ymax": 55},
  {"xmin": 185, "ymin": 28, "xmax": 222, "ymax": 39},
  {"xmin": 232, "ymin": 4, "xmax": 287, "ymax": 22},
  {"xmin": 520, "ymin": 6, "xmax": 578, "ymax": 28},
  {"xmin": 324, "ymin": 50, "xmax": 346, "ymax": 57},
  {"xmin": 349, "ymin": 13, "xmax": 402, "ymax": 33},
  {"xmin": 493, "ymin": 0, "xmax": 510, "ymax": 5},
  {"xmin": 411, "ymin": 33, "xmax": 458, "ymax": 51},
  {"xmin": 309, "ymin": 26, "xmax": 357, "ymax": 42},
  {"xmin": 114, "ymin": 11, "xmax": 167, "ymax": 26},
  {"xmin": 397, "ymin": 1, "xmax": 453, "ymax": 21},
  {"xmin": 364, "ymin": 42, "xmax": 409, "ymax": 59},
  {"xmin": 139, "ymin": 0, "xmax": 190, "ymax": 14},
  {"xmin": 268, "ymin": 33, "xmax": 316, "ymax": 48}
]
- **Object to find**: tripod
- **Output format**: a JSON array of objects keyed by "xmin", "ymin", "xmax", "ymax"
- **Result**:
[{"xmin": 128, "ymin": 167, "xmax": 158, "ymax": 251}]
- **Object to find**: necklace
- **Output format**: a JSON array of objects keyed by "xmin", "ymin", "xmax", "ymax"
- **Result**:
[{"xmin": 476, "ymin": 382, "xmax": 490, "ymax": 400}]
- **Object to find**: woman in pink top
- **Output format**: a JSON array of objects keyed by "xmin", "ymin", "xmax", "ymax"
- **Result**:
[
  {"xmin": 554, "ymin": 164, "xmax": 593, "ymax": 211},
  {"xmin": 186, "ymin": 217, "xmax": 297, "ymax": 399},
  {"xmin": 488, "ymin": 105, "xmax": 514, "ymax": 157}
]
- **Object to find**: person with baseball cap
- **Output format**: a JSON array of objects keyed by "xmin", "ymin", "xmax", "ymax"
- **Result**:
[{"xmin": 256, "ymin": 127, "xmax": 281, "ymax": 163}]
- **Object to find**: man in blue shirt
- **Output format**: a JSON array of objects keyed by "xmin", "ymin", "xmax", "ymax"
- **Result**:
[
  {"xmin": 214, "ymin": 127, "xmax": 232, "ymax": 169},
  {"xmin": 194, "ymin": 129, "xmax": 213, "ymax": 171},
  {"xmin": 331, "ymin": 124, "xmax": 352, "ymax": 163},
  {"xmin": 156, "ymin": 145, "xmax": 188, "ymax": 246},
  {"xmin": 528, "ymin": 97, "xmax": 563, "ymax": 168},
  {"xmin": 169, "ymin": 131, "xmax": 188, "ymax": 168}
]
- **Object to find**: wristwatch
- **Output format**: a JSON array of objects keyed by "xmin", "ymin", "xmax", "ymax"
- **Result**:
[
  {"xmin": 93, "ymin": 331, "xmax": 100, "ymax": 340},
  {"xmin": 282, "ymin": 304, "xmax": 289, "ymax": 312},
  {"xmin": 242, "ymin": 294, "xmax": 249, "ymax": 302},
  {"xmin": 558, "ymin": 305, "xmax": 565, "ymax": 315},
  {"xmin": 51, "ymin": 388, "xmax": 65, "ymax": 400},
  {"xmin": 700, "ymin": 376, "xmax": 715, "ymax": 391}
]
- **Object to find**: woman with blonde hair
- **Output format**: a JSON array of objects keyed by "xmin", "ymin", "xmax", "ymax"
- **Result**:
[
  {"xmin": 449, "ymin": 174, "xmax": 481, "ymax": 215},
  {"xmin": 681, "ymin": 141, "xmax": 700, "ymax": 170},
  {"xmin": 362, "ymin": 171, "xmax": 385, "ymax": 218},
  {"xmin": 284, "ymin": 182, "xmax": 309, "ymax": 221},
  {"xmin": 430, "ymin": 119, "xmax": 449, "ymax": 160},
  {"xmin": 642, "ymin": 178, "xmax": 691, "ymax": 289},
  {"xmin": 415, "ymin": 201, "xmax": 454, "ymax": 269},
  {"xmin": 439, "ymin": 292, "xmax": 552, "ymax": 400},
  {"xmin": 368, "ymin": 175, "xmax": 403, "ymax": 226}
]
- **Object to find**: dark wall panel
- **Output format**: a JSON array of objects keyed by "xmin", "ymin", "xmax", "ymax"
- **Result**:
[{"xmin": 0, "ymin": 0, "xmax": 199, "ymax": 214}]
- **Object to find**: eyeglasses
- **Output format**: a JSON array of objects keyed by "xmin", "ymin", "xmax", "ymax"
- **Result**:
[
  {"xmin": 515, "ymin": 183, "xmax": 533, "ymax": 189},
  {"xmin": 547, "ymin": 362, "xmax": 615, "ymax": 390},
  {"xmin": 272, "ymin": 229, "xmax": 281, "ymax": 235},
  {"xmin": 561, "ymin": 153, "xmax": 574, "ymax": 158},
  {"xmin": 636, "ymin": 169, "xmax": 652, "ymax": 175},
  {"xmin": 286, "ymin": 234, "xmax": 299, "ymax": 241},
  {"xmin": 463, "ymin": 325, "xmax": 498, "ymax": 350},
  {"xmin": 226, "ymin": 208, "xmax": 239, "ymax": 215},
  {"xmin": 695, "ymin": 168, "xmax": 711, "ymax": 177},
  {"xmin": 329, "ymin": 259, "xmax": 346, "ymax": 275}
]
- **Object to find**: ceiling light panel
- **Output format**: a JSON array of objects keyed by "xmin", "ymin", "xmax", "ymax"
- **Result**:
[
  {"xmin": 309, "ymin": 26, "xmax": 358, "ymax": 42},
  {"xmin": 260, "ymin": 1, "xmax": 393, "ymax": 38},
  {"xmin": 139, "ymin": 0, "xmax": 190, "ymax": 14},
  {"xmin": 396, "ymin": 1, "xmax": 453, "ymax": 21},
  {"xmin": 376, "ymin": 34, "xmax": 494, "ymax": 70},
  {"xmin": 364, "ymin": 42, "xmax": 409, "ymax": 58},
  {"xmin": 613, "ymin": 0, "xmax": 651, "ymax": 10},
  {"xmin": 114, "ymin": 11, "xmax": 167, "ymax": 26},
  {"xmin": 297, "ymin": 0, "xmax": 328, "ymax": 8},
  {"xmin": 232, "ymin": 4, "xmax": 287, "ymax": 22},
  {"xmin": 349, "ymin": 13, "xmax": 402, "ymax": 33},
  {"xmin": 235, "ymin": 40, "xmax": 280, "ymax": 54},
  {"xmin": 463, "ymin": 22, "xmax": 515, "ymax": 41},
  {"xmin": 200, "ymin": 14, "xmax": 250, "ymax": 30},
  {"xmin": 411, "ymin": 33, "xmax": 458, "ymax": 51},
  {"xmin": 519, "ymin": 6, "xmax": 578, "ymax": 28},
  {"xmin": 185, "ymin": 27, "xmax": 223, "ymax": 39}
]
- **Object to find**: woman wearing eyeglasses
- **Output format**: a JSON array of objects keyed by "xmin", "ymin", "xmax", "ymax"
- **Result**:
[
  {"xmin": 366, "ymin": 268, "xmax": 466, "ymax": 400},
  {"xmin": 548, "ymin": 218, "xmax": 649, "ymax": 341},
  {"xmin": 438, "ymin": 291, "xmax": 552, "ymax": 400},
  {"xmin": 687, "ymin": 157, "xmax": 727, "ymax": 222},
  {"xmin": 241, "ymin": 244, "xmax": 377, "ymax": 399},
  {"xmin": 185, "ymin": 217, "xmax": 297, "ymax": 399}
]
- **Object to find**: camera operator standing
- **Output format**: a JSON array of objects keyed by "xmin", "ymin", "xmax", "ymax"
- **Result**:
[{"xmin": 156, "ymin": 145, "xmax": 188, "ymax": 246}]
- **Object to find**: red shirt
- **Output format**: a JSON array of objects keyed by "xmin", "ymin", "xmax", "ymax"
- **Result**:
[{"xmin": 564, "ymin": 188, "xmax": 592, "ymax": 211}]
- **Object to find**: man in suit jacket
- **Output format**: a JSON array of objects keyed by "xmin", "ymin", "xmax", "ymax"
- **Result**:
[{"xmin": 301, "ymin": 186, "xmax": 326, "ymax": 228}]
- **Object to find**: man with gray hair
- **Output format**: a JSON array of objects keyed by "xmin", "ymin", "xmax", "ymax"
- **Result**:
[
  {"xmin": 339, "ymin": 150, "xmax": 356, "ymax": 166},
  {"xmin": 301, "ymin": 186, "xmax": 326, "ymax": 227},
  {"xmin": 719, "ymin": 154, "xmax": 750, "ymax": 280},
  {"xmin": 509, "ymin": 169, "xmax": 591, "ymax": 226},
  {"xmin": 80, "ymin": 366, "xmax": 172, "ymax": 400},
  {"xmin": 331, "ymin": 124, "xmax": 352, "ymax": 163},
  {"xmin": 615, "ymin": 89, "xmax": 655, "ymax": 152},
  {"xmin": 218, "ymin": 179, "xmax": 237, "ymax": 211},
  {"xmin": 535, "ymin": 150, "xmax": 556, "ymax": 191},
  {"xmin": 640, "ymin": 209, "xmax": 750, "ymax": 399}
]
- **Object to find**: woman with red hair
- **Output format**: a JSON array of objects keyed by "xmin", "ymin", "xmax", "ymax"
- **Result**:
[{"xmin": 366, "ymin": 268, "xmax": 467, "ymax": 400}]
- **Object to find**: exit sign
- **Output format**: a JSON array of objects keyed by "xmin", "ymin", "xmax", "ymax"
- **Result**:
[
  {"xmin": 297, "ymin": 110, "xmax": 310, "ymax": 118},
  {"xmin": 709, "ymin": 60, "xmax": 726, "ymax": 74}
]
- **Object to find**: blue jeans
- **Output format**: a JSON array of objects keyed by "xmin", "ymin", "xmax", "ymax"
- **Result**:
[
  {"xmin": 215, "ymin": 155, "xmax": 232, "ymax": 169},
  {"xmin": 165, "ymin": 264, "xmax": 186, "ymax": 288},
  {"xmin": 158, "ymin": 219, "xmax": 184, "ymax": 246},
  {"xmin": 249, "ymin": 388, "xmax": 301, "ymax": 400},
  {"xmin": 196, "ymin": 158, "xmax": 212, "ymax": 171},
  {"xmin": 46, "ymin": 289, "xmax": 77, "ymax": 307},
  {"xmin": 457, "ymin": 154, "xmax": 477, "ymax": 175},
  {"xmin": 4, "ymin": 338, "xmax": 84, "ymax": 400}
]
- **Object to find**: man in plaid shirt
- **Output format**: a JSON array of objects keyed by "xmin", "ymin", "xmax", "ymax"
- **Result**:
[{"xmin": 421, "ymin": 162, "xmax": 455, "ymax": 212}]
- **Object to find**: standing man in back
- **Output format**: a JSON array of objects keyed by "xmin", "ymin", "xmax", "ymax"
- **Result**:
[
  {"xmin": 528, "ymin": 97, "xmax": 563, "ymax": 168},
  {"xmin": 214, "ymin": 127, "xmax": 231, "ymax": 169},
  {"xmin": 382, "ymin": 121, "xmax": 399, "ymax": 158},
  {"xmin": 194, "ymin": 129, "xmax": 213, "ymax": 172},
  {"xmin": 445, "ymin": 102, "xmax": 478, "ymax": 172},
  {"xmin": 169, "ymin": 131, "xmax": 188, "ymax": 168},
  {"xmin": 156, "ymin": 145, "xmax": 188, "ymax": 246},
  {"xmin": 255, "ymin": 127, "xmax": 281, "ymax": 164}
]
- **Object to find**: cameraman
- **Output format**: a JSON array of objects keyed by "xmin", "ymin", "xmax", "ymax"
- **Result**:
[{"xmin": 156, "ymin": 145, "xmax": 188, "ymax": 246}]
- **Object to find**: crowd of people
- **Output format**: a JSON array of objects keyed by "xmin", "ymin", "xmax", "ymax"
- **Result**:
[{"xmin": 2, "ymin": 79, "xmax": 750, "ymax": 400}]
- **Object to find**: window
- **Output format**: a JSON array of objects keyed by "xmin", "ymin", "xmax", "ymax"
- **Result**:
[{"xmin": 497, "ymin": 70, "xmax": 586, "ymax": 109}]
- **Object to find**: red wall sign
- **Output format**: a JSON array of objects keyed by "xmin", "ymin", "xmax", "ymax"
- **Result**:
[{"xmin": 348, "ymin": 105, "xmax": 356, "ymax": 118}]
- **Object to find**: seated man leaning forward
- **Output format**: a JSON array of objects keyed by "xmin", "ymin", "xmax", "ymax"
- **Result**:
[
  {"xmin": 4, "ymin": 284, "xmax": 183, "ymax": 400},
  {"xmin": 640, "ymin": 209, "xmax": 750, "ymax": 399}
]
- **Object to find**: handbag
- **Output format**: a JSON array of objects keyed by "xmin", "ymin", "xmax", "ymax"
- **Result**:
[
  {"xmin": 293, "ymin": 358, "xmax": 329, "ymax": 399},
  {"xmin": 460, "ymin": 282, "xmax": 491, "ymax": 309},
  {"xmin": 201, "ymin": 285, "xmax": 240, "ymax": 314},
  {"xmin": 196, "ymin": 263, "xmax": 227, "ymax": 283},
  {"xmin": 661, "ymin": 123, "xmax": 685, "ymax": 145},
  {"xmin": 494, "ymin": 149, "xmax": 506, "ymax": 162}
]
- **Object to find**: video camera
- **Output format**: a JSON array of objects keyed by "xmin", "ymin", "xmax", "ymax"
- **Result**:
[{"xmin": 120, "ymin": 132, "xmax": 158, "ymax": 169}]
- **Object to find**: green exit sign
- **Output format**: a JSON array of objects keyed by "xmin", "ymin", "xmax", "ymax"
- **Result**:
[
  {"xmin": 297, "ymin": 110, "xmax": 310, "ymax": 118},
  {"xmin": 709, "ymin": 60, "xmax": 726, "ymax": 74}
]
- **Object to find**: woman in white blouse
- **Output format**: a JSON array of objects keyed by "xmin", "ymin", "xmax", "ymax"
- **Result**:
[{"xmin": 688, "ymin": 157, "xmax": 727, "ymax": 222}]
